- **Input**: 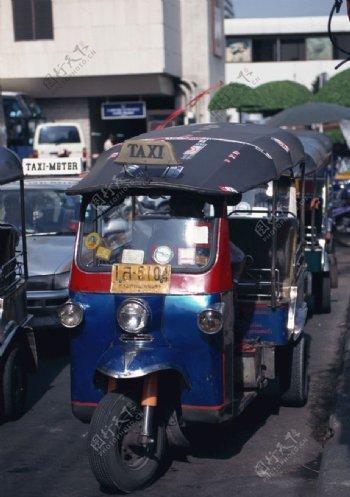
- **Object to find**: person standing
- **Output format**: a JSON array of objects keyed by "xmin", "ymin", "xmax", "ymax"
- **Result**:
[{"xmin": 103, "ymin": 133, "xmax": 115, "ymax": 151}]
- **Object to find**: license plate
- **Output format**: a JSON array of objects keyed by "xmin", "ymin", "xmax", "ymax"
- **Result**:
[{"xmin": 110, "ymin": 263, "xmax": 171, "ymax": 294}]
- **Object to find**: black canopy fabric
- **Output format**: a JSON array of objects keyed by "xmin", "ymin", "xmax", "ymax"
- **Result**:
[
  {"xmin": 266, "ymin": 102, "xmax": 350, "ymax": 127},
  {"xmin": 291, "ymin": 130, "xmax": 333, "ymax": 176},
  {"xmin": 69, "ymin": 123, "xmax": 305, "ymax": 197},
  {"xmin": 0, "ymin": 147, "xmax": 23, "ymax": 185}
]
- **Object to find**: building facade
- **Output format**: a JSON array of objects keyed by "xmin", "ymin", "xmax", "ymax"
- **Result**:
[
  {"xmin": 225, "ymin": 15, "xmax": 350, "ymax": 92},
  {"xmin": 0, "ymin": 0, "xmax": 225, "ymax": 162}
]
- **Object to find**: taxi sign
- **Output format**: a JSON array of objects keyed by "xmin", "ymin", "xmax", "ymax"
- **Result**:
[
  {"xmin": 22, "ymin": 157, "xmax": 83, "ymax": 176},
  {"xmin": 115, "ymin": 140, "xmax": 180, "ymax": 166},
  {"xmin": 110, "ymin": 263, "xmax": 171, "ymax": 294}
]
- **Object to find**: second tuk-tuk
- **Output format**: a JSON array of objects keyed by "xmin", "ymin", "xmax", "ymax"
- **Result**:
[
  {"xmin": 0, "ymin": 147, "xmax": 37, "ymax": 420},
  {"xmin": 292, "ymin": 130, "xmax": 335, "ymax": 313},
  {"xmin": 59, "ymin": 123, "xmax": 309, "ymax": 492}
]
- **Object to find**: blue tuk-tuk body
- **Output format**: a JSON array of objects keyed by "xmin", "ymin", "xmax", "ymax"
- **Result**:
[{"xmin": 60, "ymin": 123, "xmax": 309, "ymax": 492}]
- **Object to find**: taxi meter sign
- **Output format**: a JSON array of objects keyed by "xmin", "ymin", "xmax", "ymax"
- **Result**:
[
  {"xmin": 115, "ymin": 140, "xmax": 181, "ymax": 166},
  {"xmin": 22, "ymin": 157, "xmax": 83, "ymax": 176}
]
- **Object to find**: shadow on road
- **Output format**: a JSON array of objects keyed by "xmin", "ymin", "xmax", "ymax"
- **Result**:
[{"xmin": 26, "ymin": 328, "xmax": 70, "ymax": 412}]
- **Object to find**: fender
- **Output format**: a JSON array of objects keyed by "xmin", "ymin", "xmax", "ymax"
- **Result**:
[{"xmin": 96, "ymin": 344, "xmax": 191, "ymax": 390}]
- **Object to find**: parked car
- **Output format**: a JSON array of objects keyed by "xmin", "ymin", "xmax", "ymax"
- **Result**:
[
  {"xmin": 0, "ymin": 176, "xmax": 81, "ymax": 329},
  {"xmin": 33, "ymin": 122, "xmax": 87, "ymax": 170}
]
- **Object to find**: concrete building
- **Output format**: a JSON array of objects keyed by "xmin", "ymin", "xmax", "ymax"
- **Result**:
[
  {"xmin": 0, "ymin": 0, "xmax": 225, "ymax": 163},
  {"xmin": 224, "ymin": 15, "xmax": 350, "ymax": 120}
]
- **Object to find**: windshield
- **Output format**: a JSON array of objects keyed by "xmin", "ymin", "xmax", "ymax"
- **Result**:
[
  {"xmin": 79, "ymin": 195, "xmax": 218, "ymax": 273},
  {"xmin": 38, "ymin": 126, "xmax": 81, "ymax": 144},
  {"xmin": 0, "ymin": 188, "xmax": 80, "ymax": 235},
  {"xmin": 228, "ymin": 178, "xmax": 295, "ymax": 217}
]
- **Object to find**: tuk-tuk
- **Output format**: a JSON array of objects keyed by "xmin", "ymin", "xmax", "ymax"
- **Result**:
[
  {"xmin": 0, "ymin": 147, "xmax": 37, "ymax": 420},
  {"xmin": 59, "ymin": 123, "xmax": 309, "ymax": 492},
  {"xmin": 292, "ymin": 131, "xmax": 335, "ymax": 313},
  {"xmin": 332, "ymin": 161, "xmax": 350, "ymax": 248}
]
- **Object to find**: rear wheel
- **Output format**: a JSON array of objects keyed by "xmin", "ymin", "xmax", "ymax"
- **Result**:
[
  {"xmin": 313, "ymin": 272, "xmax": 331, "ymax": 314},
  {"xmin": 88, "ymin": 392, "xmax": 166, "ymax": 493},
  {"xmin": 279, "ymin": 335, "xmax": 309, "ymax": 407},
  {"xmin": 1, "ymin": 344, "xmax": 27, "ymax": 420}
]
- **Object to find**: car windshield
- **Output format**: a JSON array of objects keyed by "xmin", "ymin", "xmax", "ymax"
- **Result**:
[
  {"xmin": 38, "ymin": 126, "xmax": 81, "ymax": 144},
  {"xmin": 0, "ymin": 187, "xmax": 80, "ymax": 235},
  {"xmin": 79, "ymin": 195, "xmax": 218, "ymax": 272}
]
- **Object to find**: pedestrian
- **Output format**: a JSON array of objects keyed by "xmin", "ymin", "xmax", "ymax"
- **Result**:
[{"xmin": 103, "ymin": 133, "xmax": 115, "ymax": 151}]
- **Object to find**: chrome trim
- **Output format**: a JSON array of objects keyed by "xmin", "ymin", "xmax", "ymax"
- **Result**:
[
  {"xmin": 119, "ymin": 334, "xmax": 154, "ymax": 343},
  {"xmin": 27, "ymin": 289, "xmax": 69, "ymax": 300}
]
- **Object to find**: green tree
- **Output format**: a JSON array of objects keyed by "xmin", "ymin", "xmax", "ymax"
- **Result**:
[
  {"xmin": 253, "ymin": 80, "xmax": 312, "ymax": 113},
  {"xmin": 314, "ymin": 69, "xmax": 350, "ymax": 106},
  {"xmin": 208, "ymin": 82, "xmax": 260, "ymax": 112}
]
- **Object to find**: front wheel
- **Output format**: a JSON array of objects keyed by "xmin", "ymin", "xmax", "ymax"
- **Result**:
[
  {"xmin": 1, "ymin": 344, "xmax": 27, "ymax": 420},
  {"xmin": 87, "ymin": 392, "xmax": 166, "ymax": 493},
  {"xmin": 279, "ymin": 335, "xmax": 309, "ymax": 407}
]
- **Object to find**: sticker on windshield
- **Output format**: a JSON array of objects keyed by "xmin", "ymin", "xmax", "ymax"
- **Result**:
[
  {"xmin": 96, "ymin": 246, "xmax": 112, "ymax": 261},
  {"xmin": 178, "ymin": 247, "xmax": 196, "ymax": 265},
  {"xmin": 152, "ymin": 246, "xmax": 174, "ymax": 264},
  {"xmin": 121, "ymin": 249, "xmax": 144, "ymax": 264},
  {"xmin": 85, "ymin": 232, "xmax": 101, "ymax": 250},
  {"xmin": 192, "ymin": 226, "xmax": 208, "ymax": 244}
]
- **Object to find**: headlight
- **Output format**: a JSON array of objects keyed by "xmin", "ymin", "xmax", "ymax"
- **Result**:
[
  {"xmin": 58, "ymin": 301, "xmax": 84, "ymax": 328},
  {"xmin": 197, "ymin": 303, "xmax": 225, "ymax": 335},
  {"xmin": 54, "ymin": 271, "xmax": 70, "ymax": 290},
  {"xmin": 117, "ymin": 299, "xmax": 150, "ymax": 334}
]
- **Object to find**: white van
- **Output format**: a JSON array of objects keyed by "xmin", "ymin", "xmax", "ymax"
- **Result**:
[{"xmin": 33, "ymin": 122, "xmax": 87, "ymax": 169}]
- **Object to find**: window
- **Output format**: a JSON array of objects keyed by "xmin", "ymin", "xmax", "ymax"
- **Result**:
[
  {"xmin": 226, "ymin": 38, "xmax": 252, "ymax": 62},
  {"xmin": 252, "ymin": 38, "xmax": 277, "ymax": 62},
  {"xmin": 306, "ymin": 37, "xmax": 332, "ymax": 60},
  {"xmin": 333, "ymin": 33, "xmax": 350, "ymax": 59},
  {"xmin": 12, "ymin": 0, "xmax": 53, "ymax": 41},
  {"xmin": 279, "ymin": 38, "xmax": 305, "ymax": 61}
]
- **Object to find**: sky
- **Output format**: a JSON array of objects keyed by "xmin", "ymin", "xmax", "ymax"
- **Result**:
[{"xmin": 233, "ymin": 0, "xmax": 347, "ymax": 18}]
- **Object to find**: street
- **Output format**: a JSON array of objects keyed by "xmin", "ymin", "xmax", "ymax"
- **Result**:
[{"xmin": 1, "ymin": 247, "xmax": 349, "ymax": 497}]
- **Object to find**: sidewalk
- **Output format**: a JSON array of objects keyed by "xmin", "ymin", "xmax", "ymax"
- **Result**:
[{"xmin": 316, "ymin": 300, "xmax": 350, "ymax": 496}]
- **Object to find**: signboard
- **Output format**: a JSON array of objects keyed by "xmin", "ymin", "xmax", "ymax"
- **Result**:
[
  {"xmin": 115, "ymin": 139, "xmax": 180, "ymax": 165},
  {"xmin": 101, "ymin": 101, "xmax": 146, "ymax": 120},
  {"xmin": 22, "ymin": 157, "xmax": 83, "ymax": 176}
]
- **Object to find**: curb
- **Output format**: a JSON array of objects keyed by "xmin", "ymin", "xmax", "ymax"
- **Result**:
[{"xmin": 316, "ymin": 303, "xmax": 350, "ymax": 496}]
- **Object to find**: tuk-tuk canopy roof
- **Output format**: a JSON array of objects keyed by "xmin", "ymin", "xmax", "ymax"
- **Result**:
[
  {"xmin": 0, "ymin": 147, "xmax": 23, "ymax": 185},
  {"xmin": 291, "ymin": 130, "xmax": 333, "ymax": 176},
  {"xmin": 69, "ymin": 123, "xmax": 305, "ymax": 197}
]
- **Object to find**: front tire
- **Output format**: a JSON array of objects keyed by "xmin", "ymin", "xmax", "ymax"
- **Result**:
[
  {"xmin": 279, "ymin": 335, "xmax": 309, "ymax": 407},
  {"xmin": 1, "ymin": 344, "xmax": 27, "ymax": 420},
  {"xmin": 88, "ymin": 392, "xmax": 166, "ymax": 493}
]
